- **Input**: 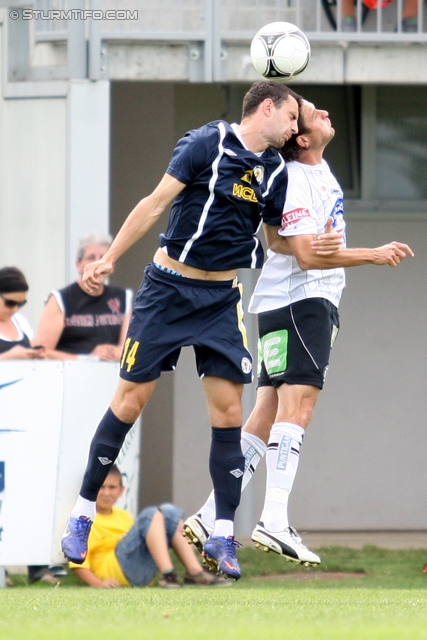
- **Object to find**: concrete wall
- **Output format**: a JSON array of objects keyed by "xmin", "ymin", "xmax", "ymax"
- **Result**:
[
  {"xmin": 1, "ymin": 34, "xmax": 425, "ymax": 532},
  {"xmin": 110, "ymin": 81, "xmax": 427, "ymax": 533},
  {"xmin": 167, "ymin": 218, "xmax": 427, "ymax": 533},
  {"xmin": 290, "ymin": 219, "xmax": 426, "ymax": 530},
  {"xmin": 0, "ymin": 23, "xmax": 67, "ymax": 329}
]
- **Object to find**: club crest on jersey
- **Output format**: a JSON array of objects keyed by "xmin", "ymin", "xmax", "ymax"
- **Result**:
[
  {"xmin": 254, "ymin": 166, "xmax": 264, "ymax": 184},
  {"xmin": 281, "ymin": 207, "xmax": 310, "ymax": 229},
  {"xmin": 240, "ymin": 166, "xmax": 264, "ymax": 186},
  {"xmin": 241, "ymin": 357, "xmax": 252, "ymax": 374},
  {"xmin": 107, "ymin": 298, "xmax": 121, "ymax": 313},
  {"xmin": 330, "ymin": 198, "xmax": 344, "ymax": 222}
]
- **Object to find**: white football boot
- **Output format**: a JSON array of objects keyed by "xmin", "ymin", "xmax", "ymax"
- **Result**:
[
  {"xmin": 183, "ymin": 513, "xmax": 214, "ymax": 557},
  {"xmin": 252, "ymin": 521, "xmax": 321, "ymax": 566}
]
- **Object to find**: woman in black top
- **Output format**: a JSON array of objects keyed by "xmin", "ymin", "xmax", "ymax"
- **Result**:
[{"xmin": 0, "ymin": 267, "xmax": 44, "ymax": 361}]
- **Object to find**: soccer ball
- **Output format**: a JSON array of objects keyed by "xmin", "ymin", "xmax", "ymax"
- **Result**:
[{"xmin": 250, "ymin": 22, "xmax": 311, "ymax": 82}]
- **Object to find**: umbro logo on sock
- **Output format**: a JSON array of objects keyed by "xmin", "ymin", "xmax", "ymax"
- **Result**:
[
  {"xmin": 98, "ymin": 457, "xmax": 112, "ymax": 465},
  {"xmin": 230, "ymin": 468, "xmax": 243, "ymax": 478}
]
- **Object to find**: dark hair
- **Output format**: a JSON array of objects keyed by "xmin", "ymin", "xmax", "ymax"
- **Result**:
[
  {"xmin": 0, "ymin": 267, "xmax": 29, "ymax": 294},
  {"xmin": 242, "ymin": 81, "xmax": 301, "ymax": 119},
  {"xmin": 107, "ymin": 464, "xmax": 123, "ymax": 485},
  {"xmin": 281, "ymin": 97, "xmax": 311, "ymax": 161}
]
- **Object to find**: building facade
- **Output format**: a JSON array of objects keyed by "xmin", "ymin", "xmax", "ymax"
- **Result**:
[{"xmin": 1, "ymin": 0, "xmax": 426, "ymax": 533}]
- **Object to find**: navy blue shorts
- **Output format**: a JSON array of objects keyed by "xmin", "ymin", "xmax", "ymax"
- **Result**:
[
  {"xmin": 120, "ymin": 263, "xmax": 253, "ymax": 384},
  {"xmin": 257, "ymin": 298, "xmax": 340, "ymax": 389}
]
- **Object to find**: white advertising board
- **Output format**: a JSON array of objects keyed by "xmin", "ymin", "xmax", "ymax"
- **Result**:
[{"xmin": 0, "ymin": 361, "xmax": 141, "ymax": 567}]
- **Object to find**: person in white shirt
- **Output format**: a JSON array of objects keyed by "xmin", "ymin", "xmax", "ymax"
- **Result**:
[{"xmin": 183, "ymin": 98, "xmax": 414, "ymax": 568}]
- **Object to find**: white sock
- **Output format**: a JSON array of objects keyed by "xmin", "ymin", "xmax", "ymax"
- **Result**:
[
  {"xmin": 213, "ymin": 519, "xmax": 234, "ymax": 538},
  {"xmin": 241, "ymin": 431, "xmax": 268, "ymax": 492},
  {"xmin": 198, "ymin": 431, "xmax": 267, "ymax": 529},
  {"xmin": 198, "ymin": 490, "xmax": 216, "ymax": 530},
  {"xmin": 70, "ymin": 495, "xmax": 96, "ymax": 520},
  {"xmin": 260, "ymin": 422, "xmax": 305, "ymax": 532}
]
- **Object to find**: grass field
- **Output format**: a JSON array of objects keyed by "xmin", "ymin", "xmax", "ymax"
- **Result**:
[{"xmin": 3, "ymin": 546, "xmax": 427, "ymax": 640}]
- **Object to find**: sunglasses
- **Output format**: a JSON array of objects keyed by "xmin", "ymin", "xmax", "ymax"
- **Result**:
[{"xmin": 0, "ymin": 293, "xmax": 27, "ymax": 309}]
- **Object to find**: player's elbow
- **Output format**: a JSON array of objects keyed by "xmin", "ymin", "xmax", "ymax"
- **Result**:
[
  {"xmin": 267, "ymin": 237, "xmax": 286, "ymax": 255},
  {"xmin": 294, "ymin": 253, "xmax": 312, "ymax": 270}
]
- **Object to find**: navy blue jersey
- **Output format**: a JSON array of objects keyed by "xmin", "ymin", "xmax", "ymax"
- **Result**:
[{"xmin": 160, "ymin": 121, "xmax": 288, "ymax": 271}]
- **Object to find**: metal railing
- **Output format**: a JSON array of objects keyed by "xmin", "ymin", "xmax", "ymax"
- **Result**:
[
  {"xmin": 32, "ymin": 0, "xmax": 426, "ymax": 41},
  {"xmin": 23, "ymin": 0, "xmax": 427, "ymax": 82}
]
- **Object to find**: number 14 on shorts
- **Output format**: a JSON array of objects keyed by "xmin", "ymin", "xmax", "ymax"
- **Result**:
[{"xmin": 121, "ymin": 338, "xmax": 140, "ymax": 372}]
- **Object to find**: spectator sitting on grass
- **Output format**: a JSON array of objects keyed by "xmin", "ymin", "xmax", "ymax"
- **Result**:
[{"xmin": 69, "ymin": 465, "xmax": 232, "ymax": 588}]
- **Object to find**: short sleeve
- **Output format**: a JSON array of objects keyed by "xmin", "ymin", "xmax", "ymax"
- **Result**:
[
  {"xmin": 166, "ymin": 123, "xmax": 219, "ymax": 185},
  {"xmin": 278, "ymin": 169, "xmax": 317, "ymax": 237},
  {"xmin": 125, "ymin": 289, "xmax": 133, "ymax": 314}
]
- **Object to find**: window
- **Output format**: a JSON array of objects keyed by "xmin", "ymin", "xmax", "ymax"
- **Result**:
[{"xmin": 376, "ymin": 87, "xmax": 427, "ymax": 200}]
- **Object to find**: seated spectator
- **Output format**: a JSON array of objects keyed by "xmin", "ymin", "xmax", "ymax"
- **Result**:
[
  {"xmin": 69, "ymin": 466, "xmax": 232, "ymax": 588},
  {"xmin": 340, "ymin": 0, "xmax": 420, "ymax": 32},
  {"xmin": 401, "ymin": 0, "xmax": 420, "ymax": 31},
  {"xmin": 35, "ymin": 233, "xmax": 133, "ymax": 361},
  {"xmin": 0, "ymin": 267, "xmax": 44, "ymax": 361}
]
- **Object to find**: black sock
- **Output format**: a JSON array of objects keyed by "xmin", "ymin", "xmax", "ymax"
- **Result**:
[
  {"xmin": 80, "ymin": 407, "xmax": 134, "ymax": 501},
  {"xmin": 209, "ymin": 426, "xmax": 244, "ymax": 522}
]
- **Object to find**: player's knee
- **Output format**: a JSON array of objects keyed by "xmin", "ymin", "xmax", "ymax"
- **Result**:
[
  {"xmin": 159, "ymin": 503, "xmax": 184, "ymax": 522},
  {"xmin": 112, "ymin": 387, "xmax": 148, "ymax": 422},
  {"xmin": 216, "ymin": 406, "xmax": 242, "ymax": 427}
]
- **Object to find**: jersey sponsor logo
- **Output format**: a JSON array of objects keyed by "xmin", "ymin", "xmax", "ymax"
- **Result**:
[
  {"xmin": 281, "ymin": 208, "xmax": 311, "ymax": 229},
  {"xmin": 232, "ymin": 183, "xmax": 258, "ymax": 202},
  {"xmin": 241, "ymin": 170, "xmax": 253, "ymax": 184},
  {"xmin": 241, "ymin": 357, "xmax": 252, "ymax": 374},
  {"xmin": 260, "ymin": 330, "xmax": 288, "ymax": 376}
]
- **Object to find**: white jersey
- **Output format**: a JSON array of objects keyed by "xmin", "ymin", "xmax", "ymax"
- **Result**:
[{"xmin": 249, "ymin": 159, "xmax": 346, "ymax": 313}]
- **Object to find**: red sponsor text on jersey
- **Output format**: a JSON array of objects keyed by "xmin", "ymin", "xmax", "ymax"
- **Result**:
[{"xmin": 281, "ymin": 207, "xmax": 311, "ymax": 229}]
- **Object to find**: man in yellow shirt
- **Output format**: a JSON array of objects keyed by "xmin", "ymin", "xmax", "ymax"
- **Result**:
[{"xmin": 69, "ymin": 465, "xmax": 231, "ymax": 588}]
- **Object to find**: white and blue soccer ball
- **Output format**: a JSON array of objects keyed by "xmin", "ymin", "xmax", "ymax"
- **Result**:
[{"xmin": 250, "ymin": 22, "xmax": 311, "ymax": 82}]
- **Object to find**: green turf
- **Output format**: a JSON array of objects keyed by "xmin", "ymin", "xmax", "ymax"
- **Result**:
[{"xmin": 3, "ymin": 546, "xmax": 427, "ymax": 640}]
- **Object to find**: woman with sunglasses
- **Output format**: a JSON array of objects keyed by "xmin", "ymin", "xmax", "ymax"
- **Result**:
[{"xmin": 0, "ymin": 266, "xmax": 44, "ymax": 360}]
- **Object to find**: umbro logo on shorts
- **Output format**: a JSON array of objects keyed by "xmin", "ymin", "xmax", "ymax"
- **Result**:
[
  {"xmin": 98, "ymin": 457, "xmax": 112, "ymax": 465},
  {"xmin": 230, "ymin": 469, "xmax": 243, "ymax": 478}
]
